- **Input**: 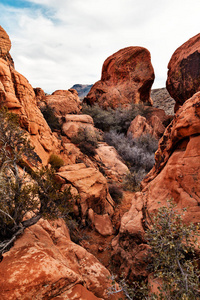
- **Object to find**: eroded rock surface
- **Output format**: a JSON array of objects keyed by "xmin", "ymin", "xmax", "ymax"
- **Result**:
[
  {"xmin": 45, "ymin": 89, "xmax": 81, "ymax": 116},
  {"xmin": 0, "ymin": 29, "xmax": 59, "ymax": 164},
  {"xmin": 0, "ymin": 219, "xmax": 116, "ymax": 299},
  {"xmin": 57, "ymin": 163, "xmax": 114, "ymax": 231},
  {"xmin": 167, "ymin": 33, "xmax": 200, "ymax": 111},
  {"xmin": 84, "ymin": 47, "xmax": 154, "ymax": 109},
  {"xmin": 112, "ymin": 92, "xmax": 200, "ymax": 279}
]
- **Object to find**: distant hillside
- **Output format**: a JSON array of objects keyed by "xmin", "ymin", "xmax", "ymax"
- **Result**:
[
  {"xmin": 151, "ymin": 88, "xmax": 175, "ymax": 115},
  {"xmin": 71, "ymin": 84, "xmax": 93, "ymax": 100}
]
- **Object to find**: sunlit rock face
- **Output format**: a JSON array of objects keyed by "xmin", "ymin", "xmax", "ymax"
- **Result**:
[
  {"xmin": 84, "ymin": 46, "xmax": 155, "ymax": 109},
  {"xmin": 0, "ymin": 26, "xmax": 59, "ymax": 164}
]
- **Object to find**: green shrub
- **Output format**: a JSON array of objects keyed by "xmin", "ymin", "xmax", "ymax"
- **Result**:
[
  {"xmin": 108, "ymin": 201, "xmax": 200, "ymax": 300},
  {"xmin": 48, "ymin": 153, "xmax": 65, "ymax": 170},
  {"xmin": 145, "ymin": 201, "xmax": 200, "ymax": 299},
  {"xmin": 109, "ymin": 184, "xmax": 123, "ymax": 204}
]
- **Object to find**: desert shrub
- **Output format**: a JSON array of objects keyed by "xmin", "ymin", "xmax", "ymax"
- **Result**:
[
  {"xmin": 82, "ymin": 103, "xmax": 152, "ymax": 133},
  {"xmin": 122, "ymin": 171, "xmax": 146, "ymax": 192},
  {"xmin": 108, "ymin": 201, "xmax": 200, "ymax": 300},
  {"xmin": 109, "ymin": 184, "xmax": 123, "ymax": 204},
  {"xmin": 48, "ymin": 153, "xmax": 65, "ymax": 170},
  {"xmin": 104, "ymin": 130, "xmax": 157, "ymax": 174},
  {"xmin": 145, "ymin": 201, "xmax": 200, "ymax": 299},
  {"xmin": 71, "ymin": 126, "xmax": 102, "ymax": 156},
  {"xmin": 41, "ymin": 104, "xmax": 61, "ymax": 131},
  {"xmin": 82, "ymin": 103, "xmax": 115, "ymax": 131}
]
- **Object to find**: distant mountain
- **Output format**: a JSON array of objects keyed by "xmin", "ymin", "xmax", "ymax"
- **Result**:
[{"xmin": 71, "ymin": 84, "xmax": 93, "ymax": 100}]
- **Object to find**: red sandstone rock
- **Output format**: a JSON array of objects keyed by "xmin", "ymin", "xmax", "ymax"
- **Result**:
[
  {"xmin": 45, "ymin": 89, "xmax": 81, "ymax": 116},
  {"xmin": 0, "ymin": 218, "xmax": 117, "ymax": 299},
  {"xmin": 57, "ymin": 163, "xmax": 114, "ymax": 224},
  {"xmin": 84, "ymin": 47, "xmax": 154, "ymax": 109},
  {"xmin": 127, "ymin": 107, "xmax": 169, "ymax": 139},
  {"xmin": 112, "ymin": 92, "xmax": 200, "ymax": 280},
  {"xmin": 166, "ymin": 33, "xmax": 200, "ymax": 111},
  {"xmin": 62, "ymin": 114, "xmax": 95, "ymax": 139},
  {"xmin": 34, "ymin": 87, "xmax": 46, "ymax": 105},
  {"xmin": 0, "ymin": 28, "xmax": 60, "ymax": 164},
  {"xmin": 0, "ymin": 25, "xmax": 12, "ymax": 62}
]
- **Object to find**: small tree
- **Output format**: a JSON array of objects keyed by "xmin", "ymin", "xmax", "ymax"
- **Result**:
[
  {"xmin": 146, "ymin": 201, "xmax": 200, "ymax": 300},
  {"xmin": 0, "ymin": 108, "xmax": 72, "ymax": 258}
]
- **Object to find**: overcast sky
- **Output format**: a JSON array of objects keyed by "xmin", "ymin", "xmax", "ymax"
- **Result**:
[{"xmin": 0, "ymin": 0, "xmax": 200, "ymax": 93}]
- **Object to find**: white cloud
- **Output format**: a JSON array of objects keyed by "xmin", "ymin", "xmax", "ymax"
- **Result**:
[{"xmin": 0, "ymin": 0, "xmax": 200, "ymax": 93}]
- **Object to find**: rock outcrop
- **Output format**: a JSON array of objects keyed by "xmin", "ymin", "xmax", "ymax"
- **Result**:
[
  {"xmin": 57, "ymin": 163, "xmax": 114, "ymax": 230},
  {"xmin": 62, "ymin": 114, "xmax": 95, "ymax": 139},
  {"xmin": 84, "ymin": 47, "xmax": 154, "ymax": 109},
  {"xmin": 112, "ymin": 92, "xmax": 200, "ymax": 279},
  {"xmin": 127, "ymin": 107, "xmax": 170, "ymax": 139},
  {"xmin": 0, "ymin": 218, "xmax": 117, "ymax": 299},
  {"xmin": 45, "ymin": 89, "xmax": 81, "ymax": 116},
  {"xmin": 0, "ymin": 28, "xmax": 59, "ymax": 164},
  {"xmin": 166, "ymin": 33, "xmax": 200, "ymax": 111}
]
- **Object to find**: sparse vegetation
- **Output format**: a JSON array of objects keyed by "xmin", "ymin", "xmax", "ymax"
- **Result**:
[
  {"xmin": 48, "ymin": 153, "xmax": 65, "ymax": 170},
  {"xmin": 108, "ymin": 201, "xmax": 200, "ymax": 299},
  {"xmin": 71, "ymin": 126, "xmax": 102, "ymax": 156},
  {"xmin": 104, "ymin": 131, "xmax": 158, "ymax": 188},
  {"xmin": 82, "ymin": 103, "xmax": 158, "ymax": 187},
  {"xmin": 145, "ymin": 201, "xmax": 200, "ymax": 299},
  {"xmin": 0, "ymin": 108, "xmax": 73, "ymax": 257},
  {"xmin": 82, "ymin": 103, "xmax": 152, "ymax": 133}
]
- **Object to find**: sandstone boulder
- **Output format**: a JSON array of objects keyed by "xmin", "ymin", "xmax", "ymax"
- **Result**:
[
  {"xmin": 57, "ymin": 163, "xmax": 114, "ymax": 227},
  {"xmin": 62, "ymin": 114, "xmax": 95, "ymax": 140},
  {"xmin": 0, "ymin": 218, "xmax": 117, "ymax": 299},
  {"xmin": 95, "ymin": 143, "xmax": 129, "ymax": 179},
  {"xmin": 166, "ymin": 33, "xmax": 200, "ymax": 111},
  {"xmin": 84, "ymin": 47, "xmax": 154, "ymax": 109},
  {"xmin": 127, "ymin": 107, "xmax": 169, "ymax": 139},
  {"xmin": 0, "ymin": 25, "xmax": 13, "ymax": 67},
  {"xmin": 45, "ymin": 89, "xmax": 81, "ymax": 116}
]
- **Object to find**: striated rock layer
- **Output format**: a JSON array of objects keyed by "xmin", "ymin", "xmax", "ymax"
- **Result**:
[
  {"xmin": 84, "ymin": 46, "xmax": 155, "ymax": 109},
  {"xmin": 167, "ymin": 33, "xmax": 200, "ymax": 111}
]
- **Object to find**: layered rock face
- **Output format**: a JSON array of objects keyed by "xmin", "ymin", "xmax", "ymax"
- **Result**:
[
  {"xmin": 0, "ymin": 218, "xmax": 117, "ymax": 299},
  {"xmin": 84, "ymin": 46, "xmax": 155, "ymax": 108},
  {"xmin": 112, "ymin": 92, "xmax": 200, "ymax": 278},
  {"xmin": 0, "ymin": 26, "xmax": 122, "ymax": 299},
  {"xmin": 166, "ymin": 33, "xmax": 200, "ymax": 111},
  {"xmin": 0, "ymin": 27, "xmax": 59, "ymax": 164}
]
